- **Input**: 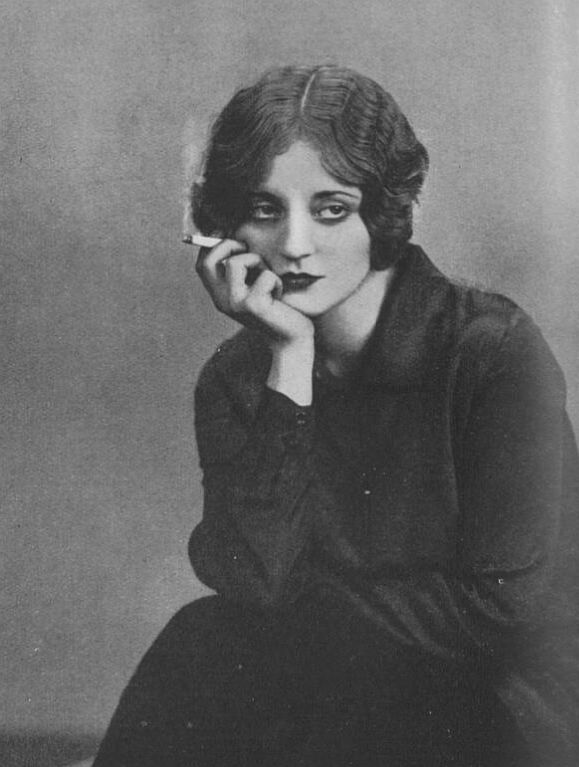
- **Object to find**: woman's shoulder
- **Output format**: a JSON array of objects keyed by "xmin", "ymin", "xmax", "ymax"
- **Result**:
[
  {"xmin": 409, "ymin": 245, "xmax": 527, "ymax": 338},
  {"xmin": 384, "ymin": 245, "xmax": 564, "ymax": 392},
  {"xmin": 446, "ymin": 273, "xmax": 556, "ymax": 363},
  {"xmin": 435, "ymin": 262, "xmax": 565, "ymax": 397}
]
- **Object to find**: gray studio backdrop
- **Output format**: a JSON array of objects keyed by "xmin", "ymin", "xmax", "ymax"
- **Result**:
[{"xmin": 2, "ymin": 0, "xmax": 578, "ymax": 743}]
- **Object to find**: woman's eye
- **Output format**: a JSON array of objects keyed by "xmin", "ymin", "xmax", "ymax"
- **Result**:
[
  {"xmin": 316, "ymin": 204, "xmax": 348, "ymax": 220},
  {"xmin": 249, "ymin": 203, "xmax": 279, "ymax": 220}
]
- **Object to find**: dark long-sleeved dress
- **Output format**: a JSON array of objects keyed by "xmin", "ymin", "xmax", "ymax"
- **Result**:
[{"xmin": 95, "ymin": 245, "xmax": 579, "ymax": 767}]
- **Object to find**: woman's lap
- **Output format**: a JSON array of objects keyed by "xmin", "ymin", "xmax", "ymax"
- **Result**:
[
  {"xmin": 93, "ymin": 595, "xmax": 522, "ymax": 766},
  {"xmin": 94, "ymin": 597, "xmax": 288, "ymax": 766}
]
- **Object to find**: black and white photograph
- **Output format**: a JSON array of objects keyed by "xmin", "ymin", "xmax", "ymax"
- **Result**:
[{"xmin": 2, "ymin": 2, "xmax": 578, "ymax": 765}]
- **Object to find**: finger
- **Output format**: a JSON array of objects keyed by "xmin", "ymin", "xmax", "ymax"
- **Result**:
[
  {"xmin": 195, "ymin": 239, "xmax": 245, "ymax": 282},
  {"xmin": 245, "ymin": 269, "xmax": 283, "ymax": 314},
  {"xmin": 195, "ymin": 238, "xmax": 238, "ymax": 277},
  {"xmin": 224, "ymin": 253, "xmax": 265, "ymax": 307},
  {"xmin": 251, "ymin": 268, "xmax": 283, "ymax": 297}
]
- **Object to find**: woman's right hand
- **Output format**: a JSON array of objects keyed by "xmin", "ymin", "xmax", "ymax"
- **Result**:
[{"xmin": 195, "ymin": 239, "xmax": 314, "ymax": 347}]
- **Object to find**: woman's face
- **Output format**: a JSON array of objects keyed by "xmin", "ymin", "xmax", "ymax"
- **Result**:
[{"xmin": 235, "ymin": 141, "xmax": 372, "ymax": 318}]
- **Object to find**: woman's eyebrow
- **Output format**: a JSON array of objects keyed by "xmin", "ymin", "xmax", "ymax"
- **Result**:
[
  {"xmin": 312, "ymin": 190, "xmax": 361, "ymax": 201},
  {"xmin": 250, "ymin": 189, "xmax": 361, "ymax": 200},
  {"xmin": 248, "ymin": 191, "xmax": 279, "ymax": 201}
]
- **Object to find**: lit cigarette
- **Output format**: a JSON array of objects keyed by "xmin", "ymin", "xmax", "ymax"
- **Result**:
[{"xmin": 182, "ymin": 234, "xmax": 223, "ymax": 248}]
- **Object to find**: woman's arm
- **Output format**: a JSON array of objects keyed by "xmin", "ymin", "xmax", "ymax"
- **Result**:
[
  {"xmin": 312, "ymin": 313, "xmax": 574, "ymax": 666},
  {"xmin": 190, "ymin": 237, "xmax": 318, "ymax": 607},
  {"xmin": 188, "ymin": 341, "xmax": 316, "ymax": 609},
  {"xmin": 315, "ymin": 312, "xmax": 577, "ymax": 758}
]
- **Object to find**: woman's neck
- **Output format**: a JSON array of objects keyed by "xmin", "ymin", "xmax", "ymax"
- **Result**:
[{"xmin": 314, "ymin": 268, "xmax": 394, "ymax": 378}]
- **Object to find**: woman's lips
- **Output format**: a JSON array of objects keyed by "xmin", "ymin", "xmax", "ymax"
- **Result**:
[{"xmin": 280, "ymin": 273, "xmax": 323, "ymax": 293}]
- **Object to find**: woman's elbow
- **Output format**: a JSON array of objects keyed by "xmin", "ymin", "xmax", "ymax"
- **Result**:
[{"xmin": 188, "ymin": 530, "xmax": 294, "ymax": 612}]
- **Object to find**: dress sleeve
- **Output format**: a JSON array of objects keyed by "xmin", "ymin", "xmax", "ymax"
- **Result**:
[
  {"xmin": 453, "ymin": 311, "xmax": 567, "ymax": 648},
  {"xmin": 188, "ymin": 354, "xmax": 316, "ymax": 609},
  {"xmin": 333, "ymin": 312, "xmax": 578, "ymax": 758},
  {"xmin": 317, "ymin": 312, "xmax": 572, "ymax": 667}
]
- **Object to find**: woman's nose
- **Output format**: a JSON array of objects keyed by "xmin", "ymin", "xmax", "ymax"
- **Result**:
[{"xmin": 279, "ymin": 211, "xmax": 314, "ymax": 260}]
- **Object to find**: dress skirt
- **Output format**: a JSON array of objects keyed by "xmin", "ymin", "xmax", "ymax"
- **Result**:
[{"xmin": 93, "ymin": 595, "xmax": 525, "ymax": 767}]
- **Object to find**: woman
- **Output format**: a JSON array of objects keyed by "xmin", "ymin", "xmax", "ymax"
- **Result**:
[{"xmin": 94, "ymin": 65, "xmax": 579, "ymax": 766}]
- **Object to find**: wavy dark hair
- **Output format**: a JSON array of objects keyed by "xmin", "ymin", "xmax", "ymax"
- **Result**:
[{"xmin": 191, "ymin": 65, "xmax": 429, "ymax": 269}]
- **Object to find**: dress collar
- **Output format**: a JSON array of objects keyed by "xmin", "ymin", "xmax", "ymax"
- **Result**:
[{"xmin": 358, "ymin": 243, "xmax": 454, "ymax": 390}]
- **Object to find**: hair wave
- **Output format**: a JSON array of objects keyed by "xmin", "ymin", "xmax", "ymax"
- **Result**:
[{"xmin": 191, "ymin": 65, "xmax": 429, "ymax": 269}]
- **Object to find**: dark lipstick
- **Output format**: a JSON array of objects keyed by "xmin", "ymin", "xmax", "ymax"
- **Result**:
[{"xmin": 280, "ymin": 273, "xmax": 323, "ymax": 293}]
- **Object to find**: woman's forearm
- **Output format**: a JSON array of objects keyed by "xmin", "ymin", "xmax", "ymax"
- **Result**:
[{"xmin": 192, "ymin": 371, "xmax": 316, "ymax": 608}]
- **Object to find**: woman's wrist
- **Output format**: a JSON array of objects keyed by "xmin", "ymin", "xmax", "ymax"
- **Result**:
[{"xmin": 267, "ymin": 338, "xmax": 315, "ymax": 406}]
